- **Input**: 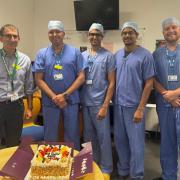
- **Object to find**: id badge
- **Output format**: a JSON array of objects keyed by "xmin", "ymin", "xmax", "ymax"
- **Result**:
[
  {"xmin": 86, "ymin": 80, "xmax": 93, "ymax": 85},
  {"xmin": 168, "ymin": 75, "xmax": 178, "ymax": 81},
  {"xmin": 54, "ymin": 73, "xmax": 63, "ymax": 80},
  {"xmin": 7, "ymin": 92, "xmax": 19, "ymax": 102}
]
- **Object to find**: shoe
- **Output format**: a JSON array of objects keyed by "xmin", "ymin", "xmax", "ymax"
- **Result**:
[
  {"xmin": 103, "ymin": 173, "xmax": 110, "ymax": 180},
  {"xmin": 153, "ymin": 177, "xmax": 163, "ymax": 180}
]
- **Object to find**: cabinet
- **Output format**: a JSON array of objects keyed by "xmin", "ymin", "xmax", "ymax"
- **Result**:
[{"xmin": 145, "ymin": 104, "xmax": 159, "ymax": 132}]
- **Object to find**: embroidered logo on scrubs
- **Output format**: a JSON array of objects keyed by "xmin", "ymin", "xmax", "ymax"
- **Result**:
[
  {"xmin": 54, "ymin": 64, "xmax": 63, "ymax": 70},
  {"xmin": 12, "ymin": 64, "xmax": 21, "ymax": 70}
]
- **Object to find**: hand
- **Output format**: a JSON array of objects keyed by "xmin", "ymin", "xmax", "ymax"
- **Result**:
[
  {"xmin": 170, "ymin": 98, "xmax": 180, "ymax": 107},
  {"xmin": 96, "ymin": 106, "xmax": 108, "ymax": 120},
  {"xmin": 57, "ymin": 101, "xmax": 67, "ymax": 109},
  {"xmin": 24, "ymin": 108, "xmax": 33, "ymax": 119},
  {"xmin": 133, "ymin": 108, "xmax": 144, "ymax": 123},
  {"xmin": 162, "ymin": 90, "xmax": 178, "ymax": 102},
  {"xmin": 52, "ymin": 94, "xmax": 67, "ymax": 108}
]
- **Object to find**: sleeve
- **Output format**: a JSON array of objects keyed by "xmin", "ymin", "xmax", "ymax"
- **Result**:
[
  {"xmin": 82, "ymin": 51, "xmax": 89, "ymax": 70},
  {"xmin": 107, "ymin": 53, "xmax": 115, "ymax": 72},
  {"xmin": 32, "ymin": 48, "xmax": 47, "ymax": 73},
  {"xmin": 75, "ymin": 48, "xmax": 84, "ymax": 74},
  {"xmin": 152, "ymin": 51, "xmax": 159, "ymax": 80},
  {"xmin": 114, "ymin": 51, "xmax": 119, "ymax": 71},
  {"xmin": 142, "ymin": 52, "xmax": 155, "ymax": 81},
  {"xmin": 24, "ymin": 59, "xmax": 34, "ymax": 95}
]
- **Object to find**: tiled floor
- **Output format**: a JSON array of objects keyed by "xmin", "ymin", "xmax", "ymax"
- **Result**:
[{"xmin": 111, "ymin": 132, "xmax": 180, "ymax": 180}]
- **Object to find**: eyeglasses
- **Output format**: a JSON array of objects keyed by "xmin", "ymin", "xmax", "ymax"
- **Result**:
[
  {"xmin": 3, "ymin": 34, "xmax": 19, "ymax": 39},
  {"xmin": 88, "ymin": 33, "xmax": 102, "ymax": 37}
]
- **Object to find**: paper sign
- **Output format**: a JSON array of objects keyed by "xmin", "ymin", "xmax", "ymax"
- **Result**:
[
  {"xmin": 72, "ymin": 152, "xmax": 93, "ymax": 178},
  {"xmin": 1, "ymin": 148, "xmax": 33, "ymax": 180},
  {"xmin": 70, "ymin": 142, "xmax": 93, "ymax": 179},
  {"xmin": 0, "ymin": 137, "xmax": 33, "ymax": 180}
]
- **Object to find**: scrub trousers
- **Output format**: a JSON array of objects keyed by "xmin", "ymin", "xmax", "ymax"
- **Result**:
[
  {"xmin": 43, "ymin": 104, "xmax": 80, "ymax": 150},
  {"xmin": 82, "ymin": 106, "xmax": 113, "ymax": 174},
  {"xmin": 156, "ymin": 105, "xmax": 180, "ymax": 180},
  {"xmin": 113, "ymin": 105, "xmax": 145, "ymax": 180}
]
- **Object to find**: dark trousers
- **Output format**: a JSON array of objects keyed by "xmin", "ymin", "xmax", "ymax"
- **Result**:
[{"xmin": 0, "ymin": 100, "xmax": 24, "ymax": 147}]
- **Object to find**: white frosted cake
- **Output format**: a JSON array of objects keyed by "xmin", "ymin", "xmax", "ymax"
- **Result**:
[{"xmin": 30, "ymin": 144, "xmax": 72, "ymax": 180}]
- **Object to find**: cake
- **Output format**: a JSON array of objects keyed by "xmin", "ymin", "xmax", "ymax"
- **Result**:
[{"xmin": 30, "ymin": 144, "xmax": 72, "ymax": 180}]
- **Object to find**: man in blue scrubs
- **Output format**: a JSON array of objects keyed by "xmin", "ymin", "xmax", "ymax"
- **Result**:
[
  {"xmin": 33, "ymin": 20, "xmax": 85, "ymax": 150},
  {"xmin": 113, "ymin": 22, "xmax": 155, "ymax": 180},
  {"xmin": 80, "ymin": 23, "xmax": 115, "ymax": 180},
  {"xmin": 153, "ymin": 17, "xmax": 180, "ymax": 180}
]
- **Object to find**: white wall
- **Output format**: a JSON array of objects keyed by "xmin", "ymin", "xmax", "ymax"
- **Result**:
[
  {"xmin": 120, "ymin": 0, "xmax": 180, "ymax": 52},
  {"xmin": 0, "ymin": 0, "xmax": 34, "ymax": 59},
  {"xmin": 0, "ymin": 0, "xmax": 180, "ymax": 59},
  {"xmin": 33, "ymin": 0, "xmax": 96, "ymax": 59}
]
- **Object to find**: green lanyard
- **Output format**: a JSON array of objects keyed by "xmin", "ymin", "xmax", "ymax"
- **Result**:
[{"xmin": 0, "ymin": 49, "xmax": 19, "ymax": 91}]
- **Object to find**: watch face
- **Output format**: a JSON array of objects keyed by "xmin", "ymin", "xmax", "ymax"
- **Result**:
[{"xmin": 63, "ymin": 93, "xmax": 68, "ymax": 99}]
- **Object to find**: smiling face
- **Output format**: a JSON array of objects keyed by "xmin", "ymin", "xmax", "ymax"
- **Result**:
[
  {"xmin": 48, "ymin": 29, "xmax": 65, "ymax": 47},
  {"xmin": 0, "ymin": 25, "xmax": 20, "ymax": 53},
  {"xmin": 163, "ymin": 23, "xmax": 180, "ymax": 43},
  {"xmin": 121, "ymin": 27, "xmax": 138, "ymax": 46},
  {"xmin": 88, "ymin": 29, "xmax": 103, "ymax": 48}
]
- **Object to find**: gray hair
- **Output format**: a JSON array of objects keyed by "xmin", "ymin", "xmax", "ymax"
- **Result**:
[{"xmin": 0, "ymin": 24, "xmax": 19, "ymax": 36}]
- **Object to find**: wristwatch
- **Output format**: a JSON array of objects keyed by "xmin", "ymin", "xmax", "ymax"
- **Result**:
[{"xmin": 63, "ymin": 92, "xmax": 69, "ymax": 100}]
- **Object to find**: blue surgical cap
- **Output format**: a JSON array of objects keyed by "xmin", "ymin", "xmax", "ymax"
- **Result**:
[
  {"xmin": 89, "ymin": 23, "xmax": 104, "ymax": 34},
  {"xmin": 48, "ymin": 20, "xmax": 64, "ymax": 32},
  {"xmin": 121, "ymin": 21, "xmax": 139, "ymax": 33},
  {"xmin": 162, "ymin": 17, "xmax": 180, "ymax": 29}
]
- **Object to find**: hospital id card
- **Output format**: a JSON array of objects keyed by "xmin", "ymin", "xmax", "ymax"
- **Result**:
[
  {"xmin": 86, "ymin": 80, "xmax": 93, "ymax": 85},
  {"xmin": 168, "ymin": 75, "xmax": 178, "ymax": 81},
  {"xmin": 54, "ymin": 73, "xmax": 63, "ymax": 80},
  {"xmin": 7, "ymin": 92, "xmax": 19, "ymax": 102}
]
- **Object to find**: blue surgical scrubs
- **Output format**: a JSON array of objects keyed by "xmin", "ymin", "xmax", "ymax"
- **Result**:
[
  {"xmin": 80, "ymin": 47, "xmax": 115, "ymax": 174},
  {"xmin": 114, "ymin": 46, "xmax": 155, "ymax": 179},
  {"xmin": 153, "ymin": 45, "xmax": 180, "ymax": 180},
  {"xmin": 33, "ymin": 44, "xmax": 84, "ymax": 150}
]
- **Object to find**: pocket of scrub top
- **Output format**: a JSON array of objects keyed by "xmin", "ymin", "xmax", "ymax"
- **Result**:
[{"xmin": 96, "ymin": 60, "xmax": 106, "ymax": 71}]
